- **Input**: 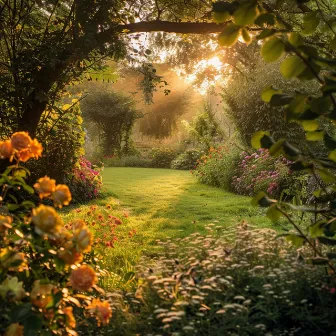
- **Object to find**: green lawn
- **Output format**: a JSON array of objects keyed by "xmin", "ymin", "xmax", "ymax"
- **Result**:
[{"xmin": 63, "ymin": 167, "xmax": 271, "ymax": 289}]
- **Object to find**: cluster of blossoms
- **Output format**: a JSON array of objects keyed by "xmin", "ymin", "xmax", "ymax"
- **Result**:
[
  {"xmin": 0, "ymin": 131, "xmax": 42, "ymax": 162},
  {"xmin": 232, "ymin": 149, "xmax": 291, "ymax": 197},
  {"xmin": 73, "ymin": 156, "xmax": 102, "ymax": 199},
  {"xmin": 0, "ymin": 133, "xmax": 112, "ymax": 335}
]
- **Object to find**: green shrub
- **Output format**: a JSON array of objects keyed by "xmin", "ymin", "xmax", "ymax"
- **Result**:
[
  {"xmin": 171, "ymin": 149, "xmax": 203, "ymax": 170},
  {"xmin": 104, "ymin": 155, "xmax": 152, "ymax": 168},
  {"xmin": 151, "ymin": 148, "xmax": 177, "ymax": 168},
  {"xmin": 193, "ymin": 145, "xmax": 241, "ymax": 190},
  {"xmin": 105, "ymin": 223, "xmax": 336, "ymax": 335}
]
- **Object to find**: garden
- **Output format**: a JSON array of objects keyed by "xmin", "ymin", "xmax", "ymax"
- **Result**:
[{"xmin": 1, "ymin": 1, "xmax": 336, "ymax": 335}]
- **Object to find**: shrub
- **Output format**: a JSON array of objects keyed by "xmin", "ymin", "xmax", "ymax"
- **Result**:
[
  {"xmin": 151, "ymin": 148, "xmax": 177, "ymax": 168},
  {"xmin": 193, "ymin": 145, "xmax": 241, "ymax": 190},
  {"xmin": 171, "ymin": 149, "xmax": 203, "ymax": 170},
  {"xmin": 106, "ymin": 223, "xmax": 336, "ymax": 335},
  {"xmin": 65, "ymin": 156, "xmax": 103, "ymax": 203},
  {"xmin": 0, "ymin": 132, "xmax": 111, "ymax": 335},
  {"xmin": 103, "ymin": 155, "xmax": 152, "ymax": 168}
]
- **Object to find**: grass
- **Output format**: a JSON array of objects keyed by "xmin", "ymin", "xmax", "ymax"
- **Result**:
[{"xmin": 63, "ymin": 167, "xmax": 272, "ymax": 289}]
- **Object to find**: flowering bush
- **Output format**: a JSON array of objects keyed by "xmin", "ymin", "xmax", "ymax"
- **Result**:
[
  {"xmin": 0, "ymin": 132, "xmax": 111, "ymax": 335},
  {"xmin": 66, "ymin": 157, "xmax": 103, "ymax": 203},
  {"xmin": 107, "ymin": 223, "xmax": 336, "ymax": 335},
  {"xmin": 193, "ymin": 145, "xmax": 241, "ymax": 190},
  {"xmin": 232, "ymin": 148, "xmax": 292, "ymax": 197}
]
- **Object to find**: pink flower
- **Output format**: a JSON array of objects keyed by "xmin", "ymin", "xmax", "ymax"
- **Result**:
[{"xmin": 330, "ymin": 288, "xmax": 336, "ymax": 294}]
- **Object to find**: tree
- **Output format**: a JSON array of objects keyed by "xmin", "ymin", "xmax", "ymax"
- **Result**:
[{"xmin": 80, "ymin": 85, "xmax": 142, "ymax": 156}]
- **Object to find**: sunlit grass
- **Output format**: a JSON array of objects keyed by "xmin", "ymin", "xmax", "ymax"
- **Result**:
[{"xmin": 62, "ymin": 167, "xmax": 272, "ymax": 290}]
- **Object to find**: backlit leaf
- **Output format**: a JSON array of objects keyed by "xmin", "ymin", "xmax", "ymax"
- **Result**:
[
  {"xmin": 280, "ymin": 56, "xmax": 307, "ymax": 78},
  {"xmin": 261, "ymin": 37, "xmax": 285, "ymax": 62},
  {"xmin": 218, "ymin": 23, "xmax": 241, "ymax": 47},
  {"xmin": 234, "ymin": 2, "xmax": 258, "ymax": 26}
]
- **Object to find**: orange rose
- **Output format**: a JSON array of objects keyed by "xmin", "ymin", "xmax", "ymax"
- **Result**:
[
  {"xmin": 63, "ymin": 306, "xmax": 76, "ymax": 328},
  {"xmin": 30, "ymin": 138, "xmax": 43, "ymax": 159},
  {"xmin": 58, "ymin": 248, "xmax": 83, "ymax": 265},
  {"xmin": 5, "ymin": 323, "xmax": 24, "ymax": 336},
  {"xmin": 69, "ymin": 265, "xmax": 97, "ymax": 291},
  {"xmin": 34, "ymin": 176, "xmax": 56, "ymax": 198},
  {"xmin": 52, "ymin": 184, "xmax": 72, "ymax": 208},
  {"xmin": 30, "ymin": 280, "xmax": 55, "ymax": 309},
  {"xmin": 0, "ymin": 140, "xmax": 14, "ymax": 160},
  {"xmin": 87, "ymin": 298, "xmax": 112, "ymax": 326},
  {"xmin": 74, "ymin": 226, "xmax": 93, "ymax": 253},
  {"xmin": 10, "ymin": 132, "xmax": 32, "ymax": 151},
  {"xmin": 32, "ymin": 205, "xmax": 63, "ymax": 236}
]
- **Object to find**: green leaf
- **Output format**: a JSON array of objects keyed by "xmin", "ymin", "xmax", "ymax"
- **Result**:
[
  {"xmin": 324, "ymin": 133, "xmax": 336, "ymax": 150},
  {"xmin": 328, "ymin": 150, "xmax": 336, "ymax": 162},
  {"xmin": 251, "ymin": 131, "xmax": 273, "ymax": 149},
  {"xmin": 269, "ymin": 139, "xmax": 286, "ymax": 157},
  {"xmin": 218, "ymin": 23, "xmax": 241, "ymax": 47},
  {"xmin": 234, "ymin": 2, "xmax": 258, "ymax": 26},
  {"xmin": 302, "ymin": 12, "xmax": 320, "ymax": 35},
  {"xmin": 241, "ymin": 28, "xmax": 251, "ymax": 44},
  {"xmin": 24, "ymin": 315, "xmax": 43, "ymax": 336},
  {"xmin": 301, "ymin": 119, "xmax": 319, "ymax": 131},
  {"xmin": 22, "ymin": 184, "xmax": 34, "ymax": 194},
  {"xmin": 256, "ymin": 29, "xmax": 277, "ymax": 40},
  {"xmin": 310, "ymin": 96, "xmax": 332, "ymax": 114},
  {"xmin": 251, "ymin": 191, "xmax": 276, "ymax": 207},
  {"xmin": 330, "ymin": 37, "xmax": 336, "ymax": 50},
  {"xmin": 255, "ymin": 13, "xmax": 275, "ymax": 26},
  {"xmin": 317, "ymin": 236, "xmax": 336, "ymax": 246},
  {"xmin": 280, "ymin": 56, "xmax": 307, "ymax": 78},
  {"xmin": 261, "ymin": 86, "xmax": 282, "ymax": 103},
  {"xmin": 309, "ymin": 220, "xmax": 327, "ymax": 237},
  {"xmin": 288, "ymin": 32, "xmax": 303, "ymax": 46},
  {"xmin": 213, "ymin": 11, "xmax": 230, "ymax": 23},
  {"xmin": 7, "ymin": 204, "xmax": 20, "ymax": 211},
  {"xmin": 269, "ymin": 94, "xmax": 293, "ymax": 106},
  {"xmin": 317, "ymin": 168, "xmax": 336, "ymax": 183},
  {"xmin": 261, "ymin": 37, "xmax": 285, "ymax": 62},
  {"xmin": 282, "ymin": 141, "xmax": 301, "ymax": 160},
  {"xmin": 306, "ymin": 130, "xmax": 325, "ymax": 141},
  {"xmin": 10, "ymin": 303, "xmax": 33, "ymax": 322},
  {"xmin": 285, "ymin": 234, "xmax": 305, "ymax": 247},
  {"xmin": 267, "ymin": 204, "xmax": 283, "ymax": 222}
]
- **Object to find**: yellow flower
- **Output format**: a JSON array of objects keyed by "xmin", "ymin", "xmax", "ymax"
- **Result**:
[
  {"xmin": 34, "ymin": 176, "xmax": 56, "ymax": 198},
  {"xmin": 0, "ymin": 248, "xmax": 27, "ymax": 272},
  {"xmin": 30, "ymin": 280, "xmax": 55, "ymax": 309},
  {"xmin": 0, "ymin": 215, "xmax": 13, "ymax": 234},
  {"xmin": 70, "ymin": 265, "xmax": 97, "ymax": 291},
  {"xmin": 74, "ymin": 226, "xmax": 93, "ymax": 253},
  {"xmin": 5, "ymin": 323, "xmax": 24, "ymax": 336},
  {"xmin": 0, "ymin": 140, "xmax": 14, "ymax": 160},
  {"xmin": 0, "ymin": 277, "xmax": 26, "ymax": 301},
  {"xmin": 63, "ymin": 306, "xmax": 76, "ymax": 328},
  {"xmin": 32, "ymin": 205, "xmax": 63, "ymax": 236},
  {"xmin": 52, "ymin": 185, "xmax": 72, "ymax": 208},
  {"xmin": 10, "ymin": 132, "xmax": 32, "ymax": 151},
  {"xmin": 87, "ymin": 298, "xmax": 112, "ymax": 326}
]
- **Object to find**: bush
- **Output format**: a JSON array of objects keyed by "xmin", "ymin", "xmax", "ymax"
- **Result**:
[
  {"xmin": 65, "ymin": 156, "xmax": 103, "ymax": 203},
  {"xmin": 193, "ymin": 145, "xmax": 241, "ymax": 190},
  {"xmin": 171, "ymin": 149, "xmax": 203, "ymax": 170},
  {"xmin": 151, "ymin": 148, "xmax": 177, "ymax": 168},
  {"xmin": 107, "ymin": 223, "xmax": 336, "ymax": 335},
  {"xmin": 0, "ymin": 132, "xmax": 111, "ymax": 335},
  {"xmin": 103, "ymin": 155, "xmax": 152, "ymax": 168}
]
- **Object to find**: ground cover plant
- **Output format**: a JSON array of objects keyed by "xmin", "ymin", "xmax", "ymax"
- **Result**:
[{"xmin": 101, "ymin": 223, "xmax": 336, "ymax": 335}]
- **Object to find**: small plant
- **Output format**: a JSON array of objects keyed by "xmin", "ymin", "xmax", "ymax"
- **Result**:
[{"xmin": 0, "ymin": 132, "xmax": 112, "ymax": 335}]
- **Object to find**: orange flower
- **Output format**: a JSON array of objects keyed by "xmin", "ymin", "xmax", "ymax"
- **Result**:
[
  {"xmin": 5, "ymin": 323, "xmax": 24, "ymax": 336},
  {"xmin": 0, "ymin": 140, "xmax": 14, "ymax": 160},
  {"xmin": 63, "ymin": 306, "xmax": 76, "ymax": 328},
  {"xmin": 17, "ymin": 149, "xmax": 32, "ymax": 162},
  {"xmin": 30, "ymin": 280, "xmax": 55, "ymax": 309},
  {"xmin": 32, "ymin": 205, "xmax": 63, "ymax": 236},
  {"xmin": 87, "ymin": 298, "xmax": 112, "ymax": 326},
  {"xmin": 52, "ymin": 184, "xmax": 72, "ymax": 208},
  {"xmin": 74, "ymin": 226, "xmax": 93, "ymax": 253},
  {"xmin": 30, "ymin": 138, "xmax": 43, "ymax": 159},
  {"xmin": 58, "ymin": 248, "xmax": 83, "ymax": 265},
  {"xmin": 34, "ymin": 176, "xmax": 56, "ymax": 198},
  {"xmin": 70, "ymin": 265, "xmax": 97, "ymax": 291},
  {"xmin": 10, "ymin": 132, "xmax": 32, "ymax": 151}
]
